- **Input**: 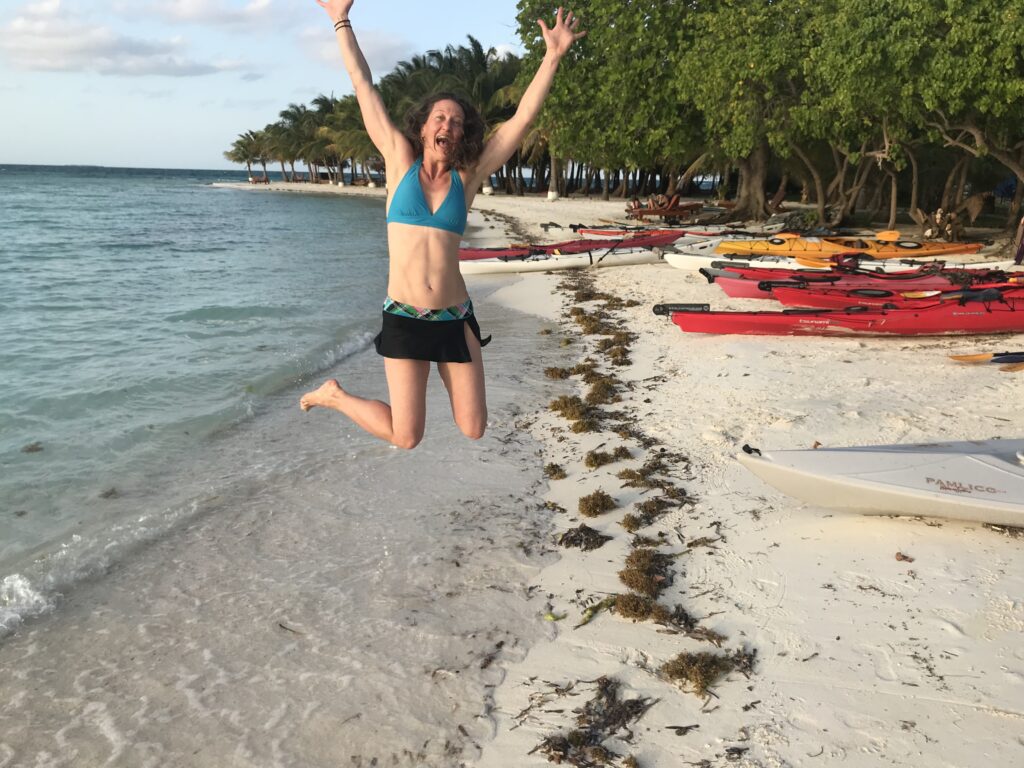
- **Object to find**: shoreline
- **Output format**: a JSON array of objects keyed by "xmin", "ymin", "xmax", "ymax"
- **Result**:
[{"xmin": 468, "ymin": 197, "xmax": 1023, "ymax": 766}]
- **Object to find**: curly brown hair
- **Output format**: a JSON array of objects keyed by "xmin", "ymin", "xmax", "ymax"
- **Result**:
[{"xmin": 403, "ymin": 92, "xmax": 485, "ymax": 171}]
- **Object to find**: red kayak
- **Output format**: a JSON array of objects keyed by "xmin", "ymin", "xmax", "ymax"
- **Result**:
[
  {"xmin": 772, "ymin": 283, "xmax": 1024, "ymax": 309},
  {"xmin": 535, "ymin": 231, "xmax": 682, "ymax": 255},
  {"xmin": 707, "ymin": 261, "xmax": 942, "ymax": 282},
  {"xmin": 459, "ymin": 231, "xmax": 681, "ymax": 262},
  {"xmin": 459, "ymin": 245, "xmax": 535, "ymax": 261},
  {"xmin": 652, "ymin": 291, "xmax": 1024, "ymax": 336},
  {"xmin": 704, "ymin": 265, "xmax": 1015, "ymax": 300}
]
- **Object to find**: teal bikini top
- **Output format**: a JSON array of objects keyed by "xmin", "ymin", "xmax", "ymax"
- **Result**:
[{"xmin": 386, "ymin": 158, "xmax": 467, "ymax": 235}]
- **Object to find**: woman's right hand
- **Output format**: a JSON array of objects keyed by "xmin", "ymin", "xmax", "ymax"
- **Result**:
[{"xmin": 315, "ymin": 0, "xmax": 354, "ymax": 22}]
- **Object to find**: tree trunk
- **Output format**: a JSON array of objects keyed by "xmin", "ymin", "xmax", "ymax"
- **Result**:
[
  {"xmin": 863, "ymin": 177, "xmax": 885, "ymax": 223},
  {"xmin": 940, "ymin": 157, "xmax": 966, "ymax": 210},
  {"xmin": 954, "ymin": 159, "xmax": 970, "ymax": 207},
  {"xmin": 768, "ymin": 171, "xmax": 789, "ymax": 212},
  {"xmin": 838, "ymin": 158, "xmax": 874, "ymax": 225},
  {"xmin": 1006, "ymin": 175, "xmax": 1024, "ymax": 228},
  {"xmin": 886, "ymin": 169, "xmax": 899, "ymax": 230},
  {"xmin": 601, "ymin": 169, "xmax": 610, "ymax": 201},
  {"xmin": 730, "ymin": 141, "xmax": 769, "ymax": 221},
  {"xmin": 790, "ymin": 144, "xmax": 826, "ymax": 225},
  {"xmin": 903, "ymin": 144, "xmax": 920, "ymax": 215},
  {"xmin": 676, "ymin": 153, "xmax": 708, "ymax": 195}
]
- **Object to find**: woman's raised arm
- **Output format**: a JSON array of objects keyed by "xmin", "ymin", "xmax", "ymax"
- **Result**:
[
  {"xmin": 315, "ymin": 0, "xmax": 410, "ymax": 164},
  {"xmin": 471, "ymin": 7, "xmax": 586, "ymax": 185}
]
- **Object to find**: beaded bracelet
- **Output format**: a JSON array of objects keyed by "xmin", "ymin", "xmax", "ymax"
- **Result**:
[{"xmin": 334, "ymin": 19, "xmax": 351, "ymax": 31}]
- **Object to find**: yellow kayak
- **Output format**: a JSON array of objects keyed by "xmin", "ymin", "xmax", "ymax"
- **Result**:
[{"xmin": 716, "ymin": 233, "xmax": 984, "ymax": 260}]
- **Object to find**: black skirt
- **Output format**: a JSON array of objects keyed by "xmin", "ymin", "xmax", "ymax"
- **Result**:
[{"xmin": 374, "ymin": 311, "xmax": 491, "ymax": 363}]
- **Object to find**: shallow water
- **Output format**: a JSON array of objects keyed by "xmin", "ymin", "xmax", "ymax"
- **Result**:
[{"xmin": 0, "ymin": 166, "xmax": 566, "ymax": 766}]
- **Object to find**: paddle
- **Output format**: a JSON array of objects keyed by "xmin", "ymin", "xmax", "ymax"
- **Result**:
[
  {"xmin": 949, "ymin": 351, "xmax": 1024, "ymax": 364},
  {"xmin": 652, "ymin": 303, "xmax": 710, "ymax": 315}
]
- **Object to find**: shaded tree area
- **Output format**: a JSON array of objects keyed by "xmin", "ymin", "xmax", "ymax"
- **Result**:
[{"xmin": 227, "ymin": 2, "xmax": 1024, "ymax": 227}]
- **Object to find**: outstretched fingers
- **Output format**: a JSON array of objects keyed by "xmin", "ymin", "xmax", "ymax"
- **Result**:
[{"xmin": 537, "ymin": 7, "xmax": 586, "ymax": 50}]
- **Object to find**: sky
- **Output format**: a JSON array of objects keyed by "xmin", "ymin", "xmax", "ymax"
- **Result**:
[{"xmin": 0, "ymin": 0, "xmax": 525, "ymax": 169}]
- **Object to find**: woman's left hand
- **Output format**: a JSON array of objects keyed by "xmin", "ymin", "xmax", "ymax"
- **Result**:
[{"xmin": 538, "ymin": 7, "xmax": 586, "ymax": 58}]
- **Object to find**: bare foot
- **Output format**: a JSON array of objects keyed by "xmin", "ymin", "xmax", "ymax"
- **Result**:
[{"xmin": 299, "ymin": 379, "xmax": 344, "ymax": 412}]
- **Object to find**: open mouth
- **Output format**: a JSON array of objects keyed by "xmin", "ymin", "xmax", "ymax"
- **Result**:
[{"xmin": 436, "ymin": 135, "xmax": 451, "ymax": 150}]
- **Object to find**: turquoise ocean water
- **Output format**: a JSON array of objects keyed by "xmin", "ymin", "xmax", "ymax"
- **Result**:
[
  {"xmin": 1, "ymin": 165, "xmax": 386, "ymax": 572},
  {"xmin": 0, "ymin": 165, "xmax": 561, "ymax": 764}
]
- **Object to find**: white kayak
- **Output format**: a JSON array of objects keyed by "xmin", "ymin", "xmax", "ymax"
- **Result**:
[
  {"xmin": 458, "ymin": 248, "xmax": 665, "ymax": 275},
  {"xmin": 738, "ymin": 438, "xmax": 1024, "ymax": 526}
]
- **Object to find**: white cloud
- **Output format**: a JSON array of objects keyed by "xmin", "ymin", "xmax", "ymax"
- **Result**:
[
  {"xmin": 493, "ymin": 42, "xmax": 522, "ymax": 59},
  {"xmin": 1, "ymin": 0, "xmax": 245, "ymax": 76},
  {"xmin": 142, "ymin": 0, "xmax": 275, "ymax": 25},
  {"xmin": 297, "ymin": 25, "xmax": 413, "ymax": 76},
  {"xmin": 110, "ymin": 0, "xmax": 283, "ymax": 30}
]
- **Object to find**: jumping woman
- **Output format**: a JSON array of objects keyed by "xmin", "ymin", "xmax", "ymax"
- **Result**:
[{"xmin": 301, "ymin": 1, "xmax": 585, "ymax": 449}]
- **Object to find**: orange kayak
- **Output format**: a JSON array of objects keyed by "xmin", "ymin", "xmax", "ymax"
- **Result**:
[{"xmin": 717, "ymin": 235, "xmax": 983, "ymax": 260}]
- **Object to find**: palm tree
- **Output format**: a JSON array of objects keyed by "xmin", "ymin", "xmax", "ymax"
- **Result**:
[
  {"xmin": 320, "ymin": 95, "xmax": 380, "ymax": 184},
  {"xmin": 224, "ymin": 130, "xmax": 267, "ymax": 179}
]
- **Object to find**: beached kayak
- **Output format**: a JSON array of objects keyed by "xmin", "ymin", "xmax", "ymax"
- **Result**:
[
  {"xmin": 651, "ymin": 292, "xmax": 1024, "ymax": 335},
  {"xmin": 716, "ymin": 235, "xmax": 985, "ymax": 259},
  {"xmin": 705, "ymin": 269, "xmax": 1018, "ymax": 300},
  {"xmin": 460, "ymin": 249, "xmax": 665, "ymax": 274},
  {"xmin": 737, "ymin": 439, "xmax": 1024, "ymax": 526},
  {"xmin": 696, "ymin": 264, "xmax": 1015, "ymax": 301},
  {"xmin": 771, "ymin": 283, "xmax": 1024, "ymax": 309},
  {"xmin": 459, "ymin": 231, "xmax": 687, "ymax": 274}
]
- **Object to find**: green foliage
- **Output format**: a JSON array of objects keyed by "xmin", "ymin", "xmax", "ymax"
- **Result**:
[{"xmin": 230, "ymin": 3, "xmax": 1024, "ymax": 206}]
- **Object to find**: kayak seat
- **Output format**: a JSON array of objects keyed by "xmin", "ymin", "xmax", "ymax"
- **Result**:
[{"xmin": 958, "ymin": 288, "xmax": 1007, "ymax": 306}]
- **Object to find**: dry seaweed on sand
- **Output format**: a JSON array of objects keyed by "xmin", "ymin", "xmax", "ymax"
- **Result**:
[
  {"xmin": 549, "ymin": 395, "xmax": 601, "ymax": 433},
  {"xmin": 545, "ymin": 366, "xmax": 572, "ymax": 380},
  {"xmin": 596, "ymin": 331, "xmax": 636, "ymax": 351},
  {"xmin": 575, "ymin": 595, "xmax": 617, "ymax": 628},
  {"xmin": 630, "ymin": 496, "xmax": 674, "ymax": 527},
  {"xmin": 571, "ymin": 307, "xmax": 618, "ymax": 336},
  {"xmin": 605, "ymin": 345, "xmax": 631, "ymax": 367},
  {"xmin": 630, "ymin": 533, "xmax": 665, "ymax": 548},
  {"xmin": 620, "ymin": 513, "xmax": 642, "ymax": 533},
  {"xmin": 584, "ymin": 446, "xmax": 631, "ymax": 469},
  {"xmin": 618, "ymin": 547, "xmax": 675, "ymax": 598},
  {"xmin": 660, "ymin": 648, "xmax": 758, "ymax": 697},
  {"xmin": 585, "ymin": 376, "xmax": 621, "ymax": 406},
  {"xmin": 579, "ymin": 489, "xmax": 617, "ymax": 517},
  {"xmin": 614, "ymin": 595, "xmax": 727, "ymax": 646},
  {"xmin": 531, "ymin": 677, "xmax": 657, "ymax": 766},
  {"xmin": 559, "ymin": 524, "xmax": 613, "ymax": 551},
  {"xmin": 571, "ymin": 360, "xmax": 602, "ymax": 383},
  {"xmin": 545, "ymin": 463, "xmax": 568, "ymax": 480}
]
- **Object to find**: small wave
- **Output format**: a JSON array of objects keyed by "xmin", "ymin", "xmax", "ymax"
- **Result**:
[
  {"xmin": 0, "ymin": 574, "xmax": 53, "ymax": 633},
  {"xmin": 0, "ymin": 500, "xmax": 204, "ymax": 638},
  {"xmin": 165, "ymin": 305, "xmax": 298, "ymax": 323},
  {"xmin": 244, "ymin": 329, "xmax": 376, "ymax": 397}
]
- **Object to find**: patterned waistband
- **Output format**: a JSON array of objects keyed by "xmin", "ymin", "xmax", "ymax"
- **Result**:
[{"xmin": 382, "ymin": 296, "xmax": 474, "ymax": 321}]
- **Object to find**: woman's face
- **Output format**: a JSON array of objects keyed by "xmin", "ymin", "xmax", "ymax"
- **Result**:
[{"xmin": 422, "ymin": 99, "xmax": 465, "ymax": 159}]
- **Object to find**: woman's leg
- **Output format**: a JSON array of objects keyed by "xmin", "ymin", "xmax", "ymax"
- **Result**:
[
  {"xmin": 299, "ymin": 357, "xmax": 430, "ymax": 449},
  {"xmin": 436, "ymin": 324, "xmax": 487, "ymax": 439}
]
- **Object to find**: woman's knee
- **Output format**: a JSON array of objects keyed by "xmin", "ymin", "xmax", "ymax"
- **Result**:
[
  {"xmin": 392, "ymin": 428, "xmax": 424, "ymax": 450},
  {"xmin": 458, "ymin": 413, "xmax": 487, "ymax": 440}
]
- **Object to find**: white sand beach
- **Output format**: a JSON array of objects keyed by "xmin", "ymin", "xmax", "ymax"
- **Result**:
[
  {"xmin": 465, "ymin": 193, "xmax": 1023, "ymax": 766},
  {"xmin": 207, "ymin": 182, "xmax": 1023, "ymax": 766}
]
